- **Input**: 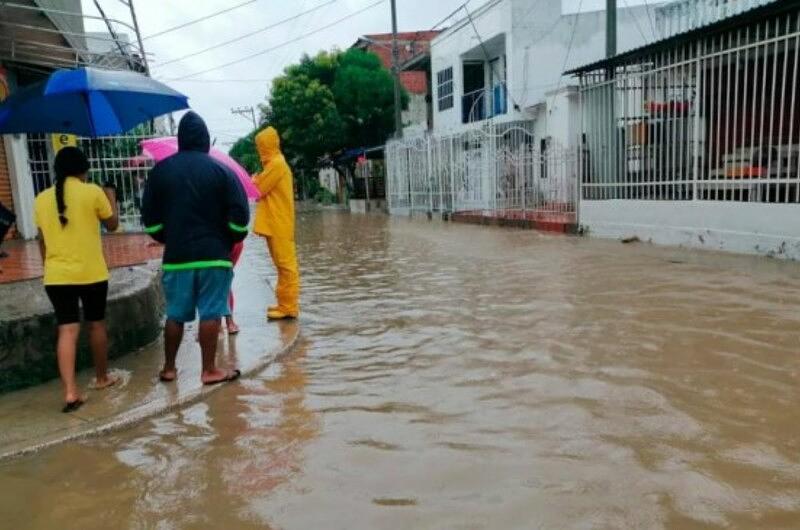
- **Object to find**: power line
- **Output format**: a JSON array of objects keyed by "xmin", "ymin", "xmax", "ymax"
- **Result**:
[
  {"xmin": 641, "ymin": 0, "xmax": 657, "ymax": 39},
  {"xmin": 143, "ymin": 0, "xmax": 259, "ymax": 40},
  {"xmin": 548, "ymin": 0, "xmax": 584, "ymax": 111},
  {"xmin": 463, "ymin": 3, "xmax": 521, "ymax": 112},
  {"xmin": 168, "ymin": 78, "xmax": 273, "ymax": 83},
  {"xmin": 621, "ymin": 0, "xmax": 650, "ymax": 44},
  {"xmin": 155, "ymin": 0, "xmax": 337, "ymax": 68},
  {"xmin": 166, "ymin": 0, "xmax": 387, "ymax": 81}
]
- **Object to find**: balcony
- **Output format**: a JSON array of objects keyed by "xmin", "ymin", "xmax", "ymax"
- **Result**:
[{"xmin": 461, "ymin": 86, "xmax": 508, "ymax": 124}]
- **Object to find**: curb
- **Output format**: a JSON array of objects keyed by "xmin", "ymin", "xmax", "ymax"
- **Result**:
[{"xmin": 0, "ymin": 325, "xmax": 301, "ymax": 463}]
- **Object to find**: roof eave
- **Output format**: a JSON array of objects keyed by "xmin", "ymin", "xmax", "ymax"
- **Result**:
[{"xmin": 565, "ymin": 0, "xmax": 800, "ymax": 76}]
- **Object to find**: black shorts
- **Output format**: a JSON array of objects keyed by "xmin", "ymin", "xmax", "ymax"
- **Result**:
[{"xmin": 44, "ymin": 281, "xmax": 109, "ymax": 325}]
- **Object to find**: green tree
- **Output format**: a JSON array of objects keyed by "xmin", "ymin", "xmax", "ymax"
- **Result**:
[
  {"xmin": 270, "ymin": 74, "xmax": 344, "ymax": 175},
  {"xmin": 228, "ymin": 48, "xmax": 406, "ymax": 201},
  {"xmin": 332, "ymin": 48, "xmax": 407, "ymax": 148}
]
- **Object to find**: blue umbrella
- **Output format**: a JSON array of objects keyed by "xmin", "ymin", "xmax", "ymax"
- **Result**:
[{"xmin": 0, "ymin": 67, "xmax": 189, "ymax": 137}]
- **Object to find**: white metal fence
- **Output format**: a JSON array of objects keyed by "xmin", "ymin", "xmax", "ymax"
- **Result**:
[
  {"xmin": 386, "ymin": 121, "xmax": 578, "ymax": 222},
  {"xmin": 579, "ymin": 7, "xmax": 800, "ymax": 203},
  {"xmin": 27, "ymin": 131, "xmax": 155, "ymax": 231}
]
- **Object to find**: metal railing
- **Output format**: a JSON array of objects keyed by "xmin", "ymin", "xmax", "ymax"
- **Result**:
[
  {"xmin": 579, "ymin": 8, "xmax": 800, "ymax": 203},
  {"xmin": 461, "ymin": 86, "xmax": 508, "ymax": 124},
  {"xmin": 386, "ymin": 120, "xmax": 578, "ymax": 221},
  {"xmin": 26, "ymin": 130, "xmax": 156, "ymax": 232}
]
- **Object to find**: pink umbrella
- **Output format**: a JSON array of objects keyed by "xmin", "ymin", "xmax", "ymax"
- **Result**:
[{"xmin": 140, "ymin": 136, "xmax": 260, "ymax": 200}]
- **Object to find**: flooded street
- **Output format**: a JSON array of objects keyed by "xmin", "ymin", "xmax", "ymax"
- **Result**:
[{"xmin": 2, "ymin": 211, "xmax": 800, "ymax": 529}]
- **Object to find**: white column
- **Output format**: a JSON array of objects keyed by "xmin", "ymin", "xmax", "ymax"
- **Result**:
[{"xmin": 4, "ymin": 134, "xmax": 36, "ymax": 239}]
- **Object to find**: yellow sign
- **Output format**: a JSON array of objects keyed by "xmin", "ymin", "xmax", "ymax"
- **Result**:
[{"xmin": 51, "ymin": 133, "xmax": 77, "ymax": 153}]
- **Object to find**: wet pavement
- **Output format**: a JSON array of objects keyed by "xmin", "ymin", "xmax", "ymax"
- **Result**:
[
  {"xmin": 1, "ymin": 211, "xmax": 799, "ymax": 529},
  {"xmin": 0, "ymin": 240, "xmax": 297, "ymax": 460}
]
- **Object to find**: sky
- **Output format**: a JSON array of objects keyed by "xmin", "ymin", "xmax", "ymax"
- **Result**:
[{"xmin": 81, "ymin": 0, "xmax": 654, "ymax": 145}]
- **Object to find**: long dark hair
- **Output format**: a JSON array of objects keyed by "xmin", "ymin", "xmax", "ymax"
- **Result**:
[{"xmin": 53, "ymin": 147, "xmax": 90, "ymax": 227}]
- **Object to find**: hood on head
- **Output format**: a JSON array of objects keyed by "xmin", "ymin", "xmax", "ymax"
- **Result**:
[
  {"xmin": 255, "ymin": 126, "xmax": 281, "ymax": 164},
  {"xmin": 178, "ymin": 111, "xmax": 210, "ymax": 153}
]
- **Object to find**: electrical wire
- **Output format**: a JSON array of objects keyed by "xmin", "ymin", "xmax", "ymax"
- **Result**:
[
  {"xmin": 143, "ymin": 0, "xmax": 259, "ymax": 40},
  {"xmin": 641, "ymin": 0, "xmax": 658, "ymax": 39},
  {"xmin": 155, "ymin": 0, "xmax": 337, "ymax": 68},
  {"xmin": 621, "ymin": 0, "xmax": 650, "ymax": 44},
  {"xmin": 463, "ymin": 3, "xmax": 521, "ymax": 112},
  {"xmin": 548, "ymin": 0, "xmax": 584, "ymax": 111},
  {"xmin": 166, "ymin": 0, "xmax": 387, "ymax": 81}
]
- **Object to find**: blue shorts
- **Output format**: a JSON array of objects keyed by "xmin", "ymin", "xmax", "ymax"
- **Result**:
[{"xmin": 162, "ymin": 268, "xmax": 233, "ymax": 323}]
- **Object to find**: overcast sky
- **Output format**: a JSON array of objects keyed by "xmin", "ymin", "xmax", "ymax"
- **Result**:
[{"xmin": 81, "ymin": 0, "xmax": 653, "ymax": 145}]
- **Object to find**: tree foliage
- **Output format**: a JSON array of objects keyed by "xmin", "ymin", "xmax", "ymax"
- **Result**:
[{"xmin": 228, "ymin": 48, "xmax": 406, "ymax": 187}]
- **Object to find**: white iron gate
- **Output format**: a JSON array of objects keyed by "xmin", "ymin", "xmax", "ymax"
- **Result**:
[
  {"xmin": 386, "ymin": 121, "xmax": 578, "ymax": 222},
  {"xmin": 26, "ymin": 131, "xmax": 156, "ymax": 232}
]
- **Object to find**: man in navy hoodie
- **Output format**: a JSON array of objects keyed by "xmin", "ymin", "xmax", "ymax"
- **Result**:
[{"xmin": 142, "ymin": 112, "xmax": 249, "ymax": 385}]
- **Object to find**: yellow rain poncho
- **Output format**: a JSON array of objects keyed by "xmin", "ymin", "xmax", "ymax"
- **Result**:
[{"xmin": 252, "ymin": 127, "xmax": 300, "ymax": 318}]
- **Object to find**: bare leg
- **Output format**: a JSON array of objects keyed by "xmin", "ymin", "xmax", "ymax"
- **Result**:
[
  {"xmin": 199, "ymin": 319, "xmax": 233, "ymax": 384},
  {"xmin": 56, "ymin": 323, "xmax": 81, "ymax": 403},
  {"xmin": 87, "ymin": 321, "xmax": 118, "ymax": 388},
  {"xmin": 160, "ymin": 319, "xmax": 183, "ymax": 382},
  {"xmin": 226, "ymin": 315, "xmax": 240, "ymax": 334}
]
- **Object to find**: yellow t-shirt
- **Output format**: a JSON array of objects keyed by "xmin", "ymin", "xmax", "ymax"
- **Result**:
[{"xmin": 34, "ymin": 177, "xmax": 113, "ymax": 286}]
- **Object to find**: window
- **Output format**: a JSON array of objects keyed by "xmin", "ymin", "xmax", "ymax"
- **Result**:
[{"xmin": 437, "ymin": 67, "xmax": 454, "ymax": 111}]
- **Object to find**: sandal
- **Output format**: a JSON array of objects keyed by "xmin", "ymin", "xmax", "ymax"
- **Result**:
[
  {"xmin": 202, "ymin": 369, "xmax": 241, "ymax": 386},
  {"xmin": 62, "ymin": 399, "xmax": 84, "ymax": 413}
]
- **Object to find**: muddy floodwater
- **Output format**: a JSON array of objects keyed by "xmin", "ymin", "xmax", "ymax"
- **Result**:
[{"xmin": 2, "ymin": 211, "xmax": 800, "ymax": 529}]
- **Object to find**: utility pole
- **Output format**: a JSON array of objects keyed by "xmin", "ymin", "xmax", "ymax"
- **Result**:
[
  {"xmin": 606, "ymin": 0, "xmax": 618, "ymax": 197},
  {"xmin": 606, "ymin": 0, "xmax": 617, "ymax": 59},
  {"xmin": 231, "ymin": 106, "xmax": 258, "ymax": 130},
  {"xmin": 390, "ymin": 0, "xmax": 403, "ymax": 139}
]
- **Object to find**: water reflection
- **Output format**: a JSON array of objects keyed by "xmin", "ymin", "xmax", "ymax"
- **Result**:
[{"xmin": 1, "ymin": 212, "xmax": 800, "ymax": 529}]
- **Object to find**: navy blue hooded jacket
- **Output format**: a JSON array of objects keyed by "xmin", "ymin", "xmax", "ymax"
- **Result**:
[{"xmin": 141, "ymin": 112, "xmax": 249, "ymax": 270}]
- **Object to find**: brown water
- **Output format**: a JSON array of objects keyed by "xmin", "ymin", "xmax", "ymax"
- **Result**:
[{"xmin": 2, "ymin": 211, "xmax": 800, "ymax": 529}]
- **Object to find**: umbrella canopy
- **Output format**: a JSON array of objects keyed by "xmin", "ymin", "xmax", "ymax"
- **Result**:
[
  {"xmin": 0, "ymin": 68, "xmax": 189, "ymax": 137},
  {"xmin": 140, "ymin": 136, "xmax": 261, "ymax": 200}
]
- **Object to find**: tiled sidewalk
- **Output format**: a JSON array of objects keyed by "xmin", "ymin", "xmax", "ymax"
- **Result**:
[{"xmin": 0, "ymin": 234, "xmax": 163, "ymax": 284}]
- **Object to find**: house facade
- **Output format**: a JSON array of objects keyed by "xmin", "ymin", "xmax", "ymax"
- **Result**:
[
  {"xmin": 0, "ymin": 1, "xmax": 148, "ymax": 239},
  {"xmin": 386, "ymin": 0, "xmax": 659, "ymax": 223},
  {"xmin": 571, "ymin": 0, "xmax": 800, "ymax": 258},
  {"xmin": 426, "ymin": 0, "xmax": 658, "ymax": 145}
]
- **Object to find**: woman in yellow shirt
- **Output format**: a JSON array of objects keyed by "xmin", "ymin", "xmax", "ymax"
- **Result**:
[{"xmin": 34, "ymin": 147, "xmax": 119, "ymax": 412}]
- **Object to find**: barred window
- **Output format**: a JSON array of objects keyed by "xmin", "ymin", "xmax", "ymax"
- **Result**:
[{"xmin": 437, "ymin": 67, "xmax": 454, "ymax": 111}]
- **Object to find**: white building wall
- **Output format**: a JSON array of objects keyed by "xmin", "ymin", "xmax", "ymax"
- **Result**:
[
  {"xmin": 402, "ymin": 93, "xmax": 429, "ymax": 135},
  {"xmin": 430, "ymin": 0, "xmax": 513, "ymax": 132},
  {"xmin": 430, "ymin": 0, "xmax": 659, "ymax": 145}
]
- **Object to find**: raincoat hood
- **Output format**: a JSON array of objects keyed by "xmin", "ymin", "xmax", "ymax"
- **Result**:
[
  {"xmin": 255, "ymin": 126, "xmax": 281, "ymax": 164},
  {"xmin": 178, "ymin": 111, "xmax": 210, "ymax": 153}
]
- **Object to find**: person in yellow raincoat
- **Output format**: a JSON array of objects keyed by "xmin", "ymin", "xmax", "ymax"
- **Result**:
[{"xmin": 252, "ymin": 127, "xmax": 300, "ymax": 319}]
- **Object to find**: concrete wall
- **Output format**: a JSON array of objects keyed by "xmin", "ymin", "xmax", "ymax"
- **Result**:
[
  {"xmin": 403, "ymin": 93, "xmax": 429, "ymax": 135},
  {"xmin": 0, "ymin": 264, "xmax": 164, "ymax": 394},
  {"xmin": 581, "ymin": 200, "xmax": 800, "ymax": 259}
]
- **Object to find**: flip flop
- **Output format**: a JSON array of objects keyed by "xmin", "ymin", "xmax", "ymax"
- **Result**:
[
  {"xmin": 202, "ymin": 369, "xmax": 241, "ymax": 386},
  {"xmin": 62, "ymin": 399, "xmax": 84, "ymax": 413}
]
